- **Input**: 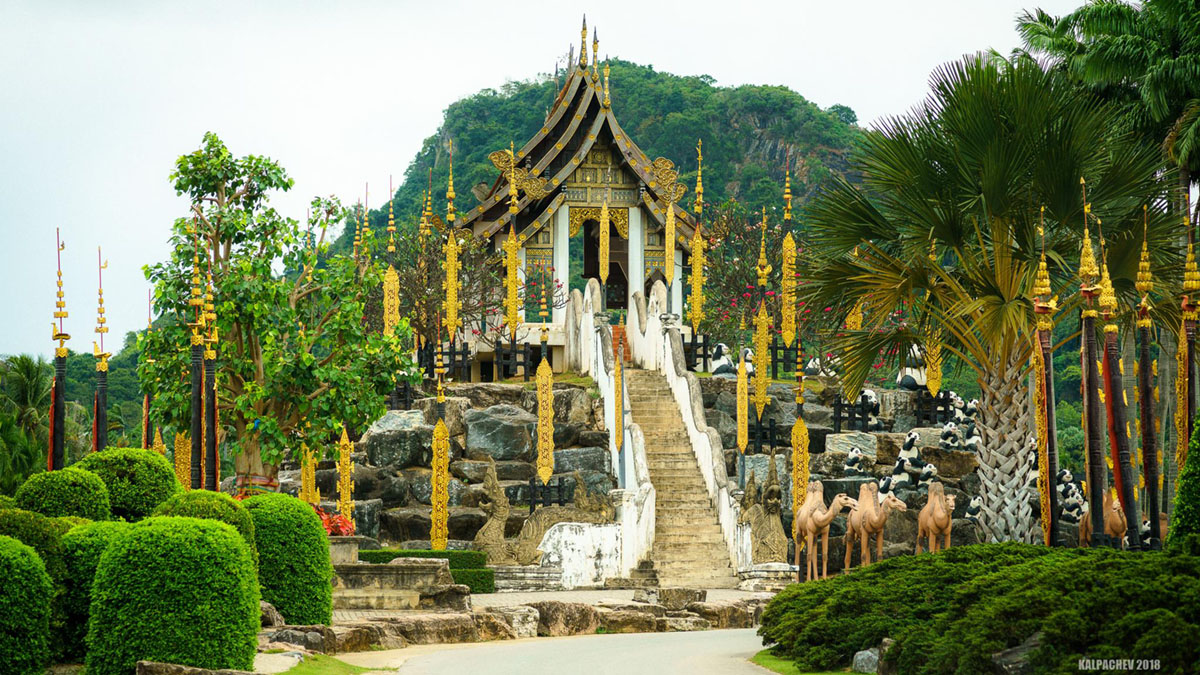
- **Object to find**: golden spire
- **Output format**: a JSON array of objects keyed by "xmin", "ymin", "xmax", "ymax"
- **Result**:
[
  {"xmin": 508, "ymin": 141, "xmax": 519, "ymax": 216},
  {"xmin": 751, "ymin": 303, "xmax": 771, "ymax": 418},
  {"xmin": 664, "ymin": 196, "xmax": 676, "ymax": 284},
  {"xmin": 352, "ymin": 203, "xmax": 362, "ymax": 258},
  {"xmin": 1185, "ymin": 219, "xmax": 1200, "ymax": 295},
  {"xmin": 93, "ymin": 247, "xmax": 109, "ymax": 369},
  {"xmin": 52, "ymin": 229, "xmax": 70, "ymax": 355},
  {"xmin": 1079, "ymin": 179, "xmax": 1099, "ymax": 285},
  {"xmin": 591, "ymin": 27, "xmax": 599, "ymax": 82},
  {"xmin": 1099, "ymin": 242, "xmax": 1118, "ymax": 320},
  {"xmin": 693, "ymin": 139, "xmax": 704, "ymax": 216},
  {"xmin": 579, "ymin": 16, "xmax": 588, "ymax": 68},
  {"xmin": 781, "ymin": 233, "xmax": 796, "ymax": 347},
  {"xmin": 419, "ymin": 190, "xmax": 432, "ymax": 239},
  {"xmin": 446, "ymin": 140, "xmax": 456, "ymax": 224},
  {"xmin": 503, "ymin": 221, "xmax": 521, "ymax": 339},
  {"xmin": 755, "ymin": 208, "xmax": 772, "ymax": 288},
  {"xmin": 1136, "ymin": 205, "xmax": 1153, "ymax": 297},
  {"xmin": 688, "ymin": 223, "xmax": 707, "ymax": 333},
  {"xmin": 203, "ymin": 255, "xmax": 218, "ymax": 359},
  {"xmin": 188, "ymin": 222, "xmax": 205, "ymax": 344},
  {"xmin": 361, "ymin": 184, "xmax": 370, "ymax": 247},
  {"xmin": 1033, "ymin": 208, "xmax": 1052, "ymax": 300},
  {"xmin": 783, "ymin": 156, "xmax": 793, "ymax": 222},
  {"xmin": 386, "ymin": 176, "xmax": 396, "ymax": 253},
  {"xmin": 602, "ymin": 61, "xmax": 611, "ymax": 108}
]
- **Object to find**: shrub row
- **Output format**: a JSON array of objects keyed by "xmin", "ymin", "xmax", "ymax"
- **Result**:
[
  {"xmin": 359, "ymin": 548, "xmax": 487, "ymax": 569},
  {"xmin": 451, "ymin": 568, "xmax": 495, "ymax": 594}
]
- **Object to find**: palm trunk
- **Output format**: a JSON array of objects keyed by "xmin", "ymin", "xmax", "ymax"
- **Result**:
[
  {"xmin": 1158, "ymin": 327, "xmax": 1177, "ymax": 514},
  {"xmin": 1082, "ymin": 314, "xmax": 1107, "ymax": 545},
  {"xmin": 1104, "ymin": 330, "xmax": 1140, "ymax": 547},
  {"xmin": 1139, "ymin": 324, "xmax": 1161, "ymax": 543},
  {"xmin": 977, "ymin": 351, "xmax": 1036, "ymax": 542}
]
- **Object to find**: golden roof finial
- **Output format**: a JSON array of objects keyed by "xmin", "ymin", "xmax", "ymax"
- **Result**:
[
  {"xmin": 387, "ymin": 176, "xmax": 396, "ymax": 253},
  {"xmin": 755, "ymin": 207, "xmax": 772, "ymax": 287},
  {"xmin": 1033, "ymin": 206, "xmax": 1052, "ymax": 299},
  {"xmin": 693, "ymin": 139, "xmax": 704, "ymax": 216},
  {"xmin": 446, "ymin": 140, "xmax": 456, "ymax": 224},
  {"xmin": 783, "ymin": 154, "xmax": 793, "ymax": 222},
  {"xmin": 1079, "ymin": 178, "xmax": 1099, "ymax": 285},
  {"xmin": 579, "ymin": 16, "xmax": 588, "ymax": 69},
  {"xmin": 508, "ymin": 141, "xmax": 519, "ymax": 217},
  {"xmin": 1136, "ymin": 205, "xmax": 1153, "ymax": 296},
  {"xmin": 352, "ymin": 202, "xmax": 362, "ymax": 257},
  {"xmin": 602, "ymin": 61, "xmax": 611, "ymax": 108},
  {"xmin": 52, "ymin": 228, "xmax": 70, "ymax": 351},
  {"xmin": 1185, "ymin": 211, "xmax": 1200, "ymax": 295},
  {"xmin": 1099, "ymin": 240, "xmax": 1117, "ymax": 318},
  {"xmin": 93, "ymin": 247, "xmax": 109, "ymax": 366},
  {"xmin": 188, "ymin": 222, "xmax": 205, "ymax": 340},
  {"xmin": 591, "ymin": 27, "xmax": 599, "ymax": 82}
]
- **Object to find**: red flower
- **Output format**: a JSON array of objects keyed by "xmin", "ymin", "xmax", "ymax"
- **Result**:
[{"xmin": 823, "ymin": 307, "xmax": 832, "ymax": 312}]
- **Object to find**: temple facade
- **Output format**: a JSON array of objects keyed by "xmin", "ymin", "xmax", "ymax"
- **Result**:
[{"xmin": 460, "ymin": 20, "xmax": 697, "ymax": 372}]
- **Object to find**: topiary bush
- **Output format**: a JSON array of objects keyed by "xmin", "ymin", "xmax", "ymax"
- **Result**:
[
  {"xmin": 61, "ymin": 521, "xmax": 130, "ymax": 662},
  {"xmin": 451, "ymin": 568, "xmax": 495, "ymax": 593},
  {"xmin": 0, "ymin": 508, "xmax": 69, "ymax": 660},
  {"xmin": 15, "ymin": 466, "xmax": 111, "ymax": 521},
  {"xmin": 153, "ymin": 490, "xmax": 257, "ymax": 567},
  {"xmin": 1167, "ymin": 418, "xmax": 1200, "ymax": 549},
  {"xmin": 359, "ymin": 549, "xmax": 487, "ymax": 569},
  {"xmin": 0, "ymin": 494, "xmax": 17, "ymax": 510},
  {"xmin": 86, "ymin": 517, "xmax": 259, "ymax": 675},
  {"xmin": 244, "ymin": 492, "xmax": 332, "ymax": 625},
  {"xmin": 0, "ymin": 535, "xmax": 52, "ymax": 675},
  {"xmin": 76, "ymin": 448, "xmax": 181, "ymax": 521}
]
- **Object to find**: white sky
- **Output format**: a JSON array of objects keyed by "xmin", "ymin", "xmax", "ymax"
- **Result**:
[{"xmin": 0, "ymin": 0, "xmax": 1082, "ymax": 358}]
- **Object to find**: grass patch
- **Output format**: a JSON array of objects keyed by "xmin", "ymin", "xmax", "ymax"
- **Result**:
[
  {"xmin": 751, "ymin": 649, "xmax": 844, "ymax": 675},
  {"xmin": 284, "ymin": 654, "xmax": 371, "ymax": 675}
]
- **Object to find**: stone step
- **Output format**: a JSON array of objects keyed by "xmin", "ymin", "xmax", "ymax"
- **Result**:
[{"xmin": 654, "ymin": 533, "xmax": 726, "ymax": 545}]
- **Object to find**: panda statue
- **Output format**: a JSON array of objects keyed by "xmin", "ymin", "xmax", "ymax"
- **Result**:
[
  {"xmin": 805, "ymin": 354, "xmax": 841, "ymax": 377},
  {"xmin": 863, "ymin": 389, "xmax": 885, "ymax": 432},
  {"xmin": 890, "ymin": 457, "xmax": 914, "ymax": 491},
  {"xmin": 917, "ymin": 463, "xmax": 939, "ymax": 491},
  {"xmin": 843, "ymin": 447, "xmax": 867, "ymax": 477},
  {"xmin": 965, "ymin": 495, "xmax": 983, "ymax": 524},
  {"xmin": 877, "ymin": 475, "xmax": 895, "ymax": 502},
  {"xmin": 939, "ymin": 421, "xmax": 961, "ymax": 450},
  {"xmin": 964, "ymin": 398, "xmax": 980, "ymax": 422},
  {"xmin": 950, "ymin": 393, "xmax": 967, "ymax": 424},
  {"xmin": 1060, "ymin": 485, "xmax": 1086, "ymax": 524},
  {"xmin": 1055, "ymin": 469, "xmax": 1075, "ymax": 500},
  {"xmin": 709, "ymin": 343, "xmax": 734, "ymax": 377},
  {"xmin": 896, "ymin": 345, "xmax": 927, "ymax": 391},
  {"xmin": 899, "ymin": 430, "xmax": 928, "ymax": 471},
  {"xmin": 962, "ymin": 420, "xmax": 982, "ymax": 452}
]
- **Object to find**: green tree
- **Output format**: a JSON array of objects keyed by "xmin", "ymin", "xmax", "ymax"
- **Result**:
[
  {"xmin": 1, "ymin": 355, "xmax": 52, "ymax": 443},
  {"xmin": 140, "ymin": 133, "xmax": 418, "ymax": 491},
  {"xmin": 799, "ymin": 54, "xmax": 1175, "ymax": 542},
  {"xmin": 0, "ymin": 411, "xmax": 41, "ymax": 495}
]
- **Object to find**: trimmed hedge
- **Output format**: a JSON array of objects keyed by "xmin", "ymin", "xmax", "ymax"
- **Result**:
[
  {"xmin": 15, "ymin": 467, "xmax": 111, "ymax": 521},
  {"xmin": 76, "ymin": 448, "xmax": 180, "ymax": 521},
  {"xmin": 86, "ymin": 517, "xmax": 259, "ymax": 675},
  {"xmin": 451, "ymin": 568, "xmax": 495, "ymax": 594},
  {"xmin": 244, "ymin": 492, "xmax": 332, "ymax": 625},
  {"xmin": 61, "ymin": 521, "xmax": 130, "ymax": 661},
  {"xmin": 0, "ymin": 509, "xmax": 68, "ymax": 660},
  {"xmin": 153, "ymin": 490, "xmax": 257, "ymax": 567},
  {"xmin": 359, "ymin": 548, "xmax": 488, "ymax": 569},
  {"xmin": 0, "ymin": 494, "xmax": 17, "ymax": 510},
  {"xmin": 759, "ymin": 543, "xmax": 1200, "ymax": 674},
  {"xmin": 0, "ymin": 535, "xmax": 52, "ymax": 675},
  {"xmin": 1168, "ymin": 420, "xmax": 1200, "ymax": 548}
]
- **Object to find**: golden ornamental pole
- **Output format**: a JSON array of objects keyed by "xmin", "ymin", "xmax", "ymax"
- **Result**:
[
  {"xmin": 502, "ymin": 145, "xmax": 521, "ymax": 338},
  {"xmin": 299, "ymin": 441, "xmax": 321, "ymax": 506},
  {"xmin": 336, "ymin": 427, "xmax": 355, "ymax": 526},
  {"xmin": 173, "ymin": 433, "xmax": 191, "ymax": 489},
  {"xmin": 431, "ymin": 351, "xmax": 451, "ymax": 550},
  {"xmin": 781, "ymin": 234, "xmax": 796, "ymax": 349},
  {"xmin": 49, "ymin": 231, "xmax": 70, "ymax": 470},
  {"xmin": 1031, "ymin": 212, "xmax": 1058, "ymax": 546},
  {"xmin": 614, "ymin": 316, "xmax": 624, "ymax": 452},
  {"xmin": 151, "ymin": 429, "xmax": 166, "ymax": 455},
  {"xmin": 688, "ymin": 140, "xmax": 706, "ymax": 334},
  {"xmin": 92, "ymin": 247, "xmax": 110, "ymax": 453},
  {"xmin": 755, "ymin": 208, "xmax": 772, "ymax": 290},
  {"xmin": 752, "ymin": 303, "xmax": 771, "ymax": 419},
  {"xmin": 383, "ymin": 178, "xmax": 400, "ymax": 334},
  {"xmin": 535, "ymin": 282, "xmax": 555, "ymax": 483},
  {"xmin": 599, "ymin": 197, "xmax": 611, "ymax": 286},
  {"xmin": 1136, "ymin": 207, "xmax": 1162, "ymax": 543},
  {"xmin": 791, "ymin": 333, "xmax": 808, "ymax": 521},
  {"xmin": 925, "ymin": 242, "xmax": 943, "ymax": 396},
  {"xmin": 443, "ymin": 142, "xmax": 462, "ymax": 340},
  {"xmin": 1177, "ymin": 223, "xmax": 1199, "ymax": 472}
]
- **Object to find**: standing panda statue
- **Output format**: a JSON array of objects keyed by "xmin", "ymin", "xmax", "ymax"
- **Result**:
[
  {"xmin": 961, "ymin": 421, "xmax": 982, "ymax": 452},
  {"xmin": 862, "ymin": 389, "xmax": 885, "ymax": 432},
  {"xmin": 843, "ymin": 447, "xmax": 867, "ymax": 477},
  {"xmin": 939, "ymin": 421, "xmax": 961, "ymax": 450},
  {"xmin": 896, "ymin": 345, "xmax": 927, "ymax": 391}
]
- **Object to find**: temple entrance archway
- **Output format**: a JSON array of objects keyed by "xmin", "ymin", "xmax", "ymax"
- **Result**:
[{"xmin": 582, "ymin": 219, "xmax": 628, "ymax": 309}]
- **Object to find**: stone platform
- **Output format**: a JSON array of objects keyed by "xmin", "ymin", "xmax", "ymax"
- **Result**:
[{"xmin": 332, "ymin": 558, "xmax": 469, "ymax": 611}]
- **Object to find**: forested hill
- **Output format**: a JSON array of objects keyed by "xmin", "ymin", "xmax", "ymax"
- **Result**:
[{"xmin": 339, "ymin": 59, "xmax": 862, "ymax": 250}]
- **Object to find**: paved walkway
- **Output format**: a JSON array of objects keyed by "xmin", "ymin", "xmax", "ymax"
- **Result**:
[
  {"xmin": 338, "ymin": 629, "xmax": 770, "ymax": 675},
  {"xmin": 332, "ymin": 588, "xmax": 772, "ymax": 622}
]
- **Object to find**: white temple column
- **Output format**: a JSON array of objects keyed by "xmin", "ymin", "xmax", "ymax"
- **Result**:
[
  {"xmin": 671, "ymin": 246, "xmax": 683, "ymax": 314},
  {"xmin": 627, "ymin": 206, "xmax": 644, "ymax": 312},
  {"xmin": 553, "ymin": 207, "xmax": 569, "ymax": 325}
]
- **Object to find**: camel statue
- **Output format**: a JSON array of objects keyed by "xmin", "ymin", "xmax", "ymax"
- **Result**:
[
  {"xmin": 916, "ymin": 482, "xmax": 956, "ymax": 553},
  {"xmin": 1078, "ymin": 490, "xmax": 1128, "ymax": 548},
  {"xmin": 802, "ymin": 491, "xmax": 857, "ymax": 581},
  {"xmin": 792, "ymin": 480, "xmax": 824, "ymax": 567},
  {"xmin": 844, "ymin": 482, "xmax": 907, "ymax": 571}
]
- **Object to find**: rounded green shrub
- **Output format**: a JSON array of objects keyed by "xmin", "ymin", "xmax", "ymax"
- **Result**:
[
  {"xmin": 1167, "ymin": 420, "xmax": 1200, "ymax": 548},
  {"xmin": 0, "ymin": 494, "xmax": 17, "ymax": 510},
  {"xmin": 76, "ymin": 448, "xmax": 181, "ymax": 521},
  {"xmin": 0, "ymin": 509, "xmax": 68, "ymax": 661},
  {"xmin": 15, "ymin": 467, "xmax": 112, "ymax": 521},
  {"xmin": 245, "ymin": 492, "xmax": 332, "ymax": 625},
  {"xmin": 0, "ymin": 535, "xmax": 52, "ymax": 675},
  {"xmin": 61, "ymin": 521, "xmax": 130, "ymax": 662},
  {"xmin": 153, "ymin": 490, "xmax": 257, "ymax": 567},
  {"xmin": 86, "ymin": 517, "xmax": 259, "ymax": 675}
]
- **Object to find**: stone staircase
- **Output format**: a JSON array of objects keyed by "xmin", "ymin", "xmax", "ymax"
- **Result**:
[{"xmin": 627, "ymin": 369, "xmax": 739, "ymax": 589}]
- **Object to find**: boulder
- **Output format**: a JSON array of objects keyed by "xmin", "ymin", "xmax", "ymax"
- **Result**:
[
  {"xmin": 446, "ymin": 382, "xmax": 528, "ymax": 409},
  {"xmin": 471, "ymin": 610, "xmax": 517, "ymax": 641},
  {"xmin": 919, "ymin": 446, "xmax": 979, "ymax": 479},
  {"xmin": 553, "ymin": 387, "xmax": 594, "ymax": 427},
  {"xmin": 811, "ymin": 449, "xmax": 877, "ymax": 478},
  {"xmin": 713, "ymin": 391, "xmax": 737, "ymax": 418},
  {"xmin": 852, "ymin": 647, "xmax": 881, "ymax": 673},
  {"xmin": 552, "ymin": 470, "xmax": 616, "ymax": 497},
  {"xmin": 801, "ymin": 403, "xmax": 835, "ymax": 428},
  {"xmin": 261, "ymin": 625, "xmax": 336, "ymax": 653},
  {"xmin": 525, "ymin": 601, "xmax": 602, "ymax": 636},
  {"xmin": 349, "ymin": 465, "xmax": 409, "ymax": 507},
  {"xmin": 598, "ymin": 609, "xmax": 657, "ymax": 634},
  {"xmin": 657, "ymin": 588, "xmax": 706, "ymax": 611},
  {"xmin": 655, "ymin": 616, "xmax": 711, "ymax": 632},
  {"xmin": 379, "ymin": 506, "xmax": 493, "ymax": 543},
  {"xmin": 877, "ymin": 389, "xmax": 919, "ymax": 430},
  {"xmin": 462, "ymin": 480, "xmax": 530, "ymax": 508},
  {"xmin": 414, "ymin": 396, "xmax": 472, "ymax": 437},
  {"xmin": 991, "ymin": 631, "xmax": 1041, "ymax": 675},
  {"xmin": 553, "ymin": 423, "xmax": 581, "ymax": 447},
  {"xmin": 597, "ymin": 602, "xmax": 666, "ymax": 617},
  {"xmin": 362, "ymin": 410, "xmax": 433, "ymax": 469},
  {"xmin": 874, "ymin": 433, "xmax": 907, "ymax": 467},
  {"xmin": 465, "ymin": 405, "xmax": 537, "ymax": 462},
  {"xmin": 706, "ymin": 409, "xmax": 738, "ymax": 450},
  {"xmin": 318, "ymin": 499, "xmax": 382, "ymax": 540},
  {"xmin": 577, "ymin": 430, "xmax": 609, "ymax": 447},
  {"xmin": 381, "ymin": 612, "xmax": 479, "ymax": 645},
  {"xmin": 452, "ymin": 460, "xmax": 534, "ymax": 484},
  {"xmin": 553, "ymin": 446, "xmax": 610, "ymax": 474},
  {"xmin": 331, "ymin": 623, "xmax": 406, "ymax": 652},
  {"xmin": 403, "ymin": 468, "xmax": 468, "ymax": 507},
  {"xmin": 808, "ymin": 425, "xmax": 833, "ymax": 453},
  {"xmin": 260, "ymin": 601, "xmax": 285, "ymax": 627},
  {"xmin": 476, "ymin": 605, "xmax": 539, "ymax": 639},
  {"xmin": 821, "ymin": 477, "xmax": 877, "ymax": 506},
  {"xmin": 683, "ymin": 601, "xmax": 756, "ymax": 629},
  {"xmin": 136, "ymin": 663, "xmax": 253, "ymax": 675},
  {"xmin": 826, "ymin": 431, "xmax": 879, "ymax": 456}
]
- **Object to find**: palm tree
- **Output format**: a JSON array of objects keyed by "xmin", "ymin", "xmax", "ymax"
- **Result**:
[
  {"xmin": 0, "ymin": 355, "xmax": 52, "ymax": 442},
  {"xmin": 800, "ymin": 54, "xmax": 1175, "ymax": 542},
  {"xmin": 0, "ymin": 411, "xmax": 41, "ymax": 495},
  {"xmin": 1018, "ymin": 0, "xmax": 1200, "ymax": 218}
]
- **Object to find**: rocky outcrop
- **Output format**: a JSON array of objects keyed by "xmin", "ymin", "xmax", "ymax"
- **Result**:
[
  {"xmin": 553, "ymin": 446, "xmax": 610, "ymax": 474},
  {"xmin": 525, "ymin": 601, "xmax": 602, "ymax": 636},
  {"xmin": 446, "ymin": 383, "xmax": 531, "ymax": 410},
  {"xmin": 260, "ymin": 625, "xmax": 337, "ymax": 653},
  {"xmin": 464, "ymin": 405, "xmax": 537, "ymax": 462},
  {"xmin": 380, "ymin": 613, "xmax": 479, "ymax": 645},
  {"xmin": 362, "ymin": 410, "xmax": 433, "ymax": 469},
  {"xmin": 470, "ymin": 610, "xmax": 517, "ymax": 641},
  {"xmin": 683, "ymin": 601, "xmax": 758, "ymax": 629},
  {"xmin": 414, "ymin": 396, "xmax": 472, "ymax": 437},
  {"xmin": 136, "ymin": 663, "xmax": 253, "ymax": 675},
  {"xmin": 404, "ymin": 468, "xmax": 468, "ymax": 506},
  {"xmin": 452, "ymin": 459, "xmax": 534, "ymax": 483},
  {"xmin": 599, "ymin": 609, "xmax": 658, "ymax": 634},
  {"xmin": 474, "ymin": 605, "xmax": 539, "ymax": 639},
  {"xmin": 260, "ymin": 601, "xmax": 284, "ymax": 627}
]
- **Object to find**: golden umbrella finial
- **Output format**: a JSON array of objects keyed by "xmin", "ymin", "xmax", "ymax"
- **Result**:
[
  {"xmin": 1136, "ymin": 205, "xmax": 1153, "ymax": 299},
  {"xmin": 755, "ymin": 208, "xmax": 772, "ymax": 288},
  {"xmin": 602, "ymin": 61, "xmax": 611, "ymax": 108},
  {"xmin": 446, "ymin": 140, "xmax": 456, "ymax": 224},
  {"xmin": 1079, "ymin": 179, "xmax": 1099, "ymax": 285},
  {"xmin": 591, "ymin": 27, "xmax": 599, "ymax": 81},
  {"xmin": 693, "ymin": 139, "xmax": 704, "ymax": 216},
  {"xmin": 52, "ymin": 228, "xmax": 70, "ymax": 354},
  {"xmin": 1099, "ymin": 236, "xmax": 1118, "ymax": 321},
  {"xmin": 386, "ymin": 175, "xmax": 396, "ymax": 253},
  {"xmin": 93, "ymin": 247, "xmax": 110, "ymax": 369},
  {"xmin": 579, "ymin": 15, "xmax": 588, "ymax": 68},
  {"xmin": 783, "ymin": 155, "xmax": 793, "ymax": 222}
]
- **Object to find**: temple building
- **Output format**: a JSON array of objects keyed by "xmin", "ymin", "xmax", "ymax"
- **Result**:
[{"xmin": 460, "ymin": 19, "xmax": 698, "ymax": 372}]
